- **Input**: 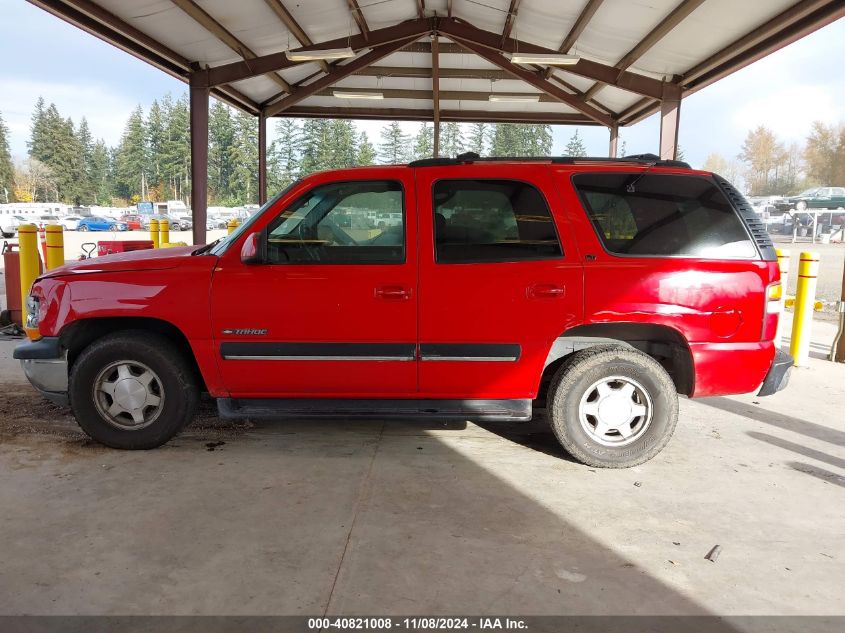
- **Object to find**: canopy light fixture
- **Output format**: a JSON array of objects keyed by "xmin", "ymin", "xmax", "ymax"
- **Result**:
[
  {"xmin": 507, "ymin": 53, "xmax": 580, "ymax": 65},
  {"xmin": 286, "ymin": 46, "xmax": 356, "ymax": 61},
  {"xmin": 332, "ymin": 90, "xmax": 384, "ymax": 100},
  {"xmin": 488, "ymin": 94, "xmax": 540, "ymax": 103}
]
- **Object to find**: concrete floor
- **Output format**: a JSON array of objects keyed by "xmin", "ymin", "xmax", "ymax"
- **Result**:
[{"xmin": 1, "ymin": 324, "xmax": 844, "ymax": 617}]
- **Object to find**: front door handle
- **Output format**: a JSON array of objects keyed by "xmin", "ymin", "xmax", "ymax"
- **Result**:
[
  {"xmin": 528, "ymin": 283, "xmax": 565, "ymax": 299},
  {"xmin": 375, "ymin": 285, "xmax": 411, "ymax": 300}
]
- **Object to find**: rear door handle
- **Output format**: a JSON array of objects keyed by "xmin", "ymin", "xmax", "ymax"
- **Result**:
[
  {"xmin": 375, "ymin": 285, "xmax": 411, "ymax": 300},
  {"xmin": 528, "ymin": 284, "xmax": 565, "ymax": 299}
]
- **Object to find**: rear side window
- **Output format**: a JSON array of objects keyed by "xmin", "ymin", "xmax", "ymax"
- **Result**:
[
  {"xmin": 572, "ymin": 173, "xmax": 756, "ymax": 258},
  {"xmin": 433, "ymin": 179, "xmax": 562, "ymax": 264}
]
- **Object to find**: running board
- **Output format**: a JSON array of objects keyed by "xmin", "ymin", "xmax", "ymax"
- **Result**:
[{"xmin": 217, "ymin": 398, "xmax": 532, "ymax": 422}]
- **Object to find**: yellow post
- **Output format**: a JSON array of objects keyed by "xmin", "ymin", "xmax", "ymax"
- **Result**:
[
  {"xmin": 160, "ymin": 218, "xmax": 170, "ymax": 246},
  {"xmin": 227, "ymin": 218, "xmax": 239, "ymax": 234},
  {"xmin": 774, "ymin": 248, "xmax": 790, "ymax": 348},
  {"xmin": 150, "ymin": 218, "xmax": 160, "ymax": 248},
  {"xmin": 44, "ymin": 224, "xmax": 65, "ymax": 270},
  {"xmin": 790, "ymin": 251, "xmax": 820, "ymax": 367},
  {"xmin": 18, "ymin": 224, "xmax": 41, "ymax": 339}
]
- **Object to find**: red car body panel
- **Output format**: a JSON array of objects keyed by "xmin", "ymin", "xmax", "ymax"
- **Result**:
[{"xmin": 29, "ymin": 162, "xmax": 782, "ymax": 401}]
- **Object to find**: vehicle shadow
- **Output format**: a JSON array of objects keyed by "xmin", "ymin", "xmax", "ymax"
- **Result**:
[
  {"xmin": 696, "ymin": 396, "xmax": 845, "ymax": 447},
  {"xmin": 787, "ymin": 461, "xmax": 845, "ymax": 489},
  {"xmin": 747, "ymin": 431, "xmax": 845, "ymax": 470}
]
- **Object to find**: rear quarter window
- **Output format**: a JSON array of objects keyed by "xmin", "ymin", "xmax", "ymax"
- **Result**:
[{"xmin": 572, "ymin": 173, "xmax": 757, "ymax": 259}]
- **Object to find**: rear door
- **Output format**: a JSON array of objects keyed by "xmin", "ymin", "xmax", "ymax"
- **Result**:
[
  {"xmin": 415, "ymin": 164, "xmax": 584, "ymax": 399},
  {"xmin": 210, "ymin": 170, "xmax": 418, "ymax": 397}
]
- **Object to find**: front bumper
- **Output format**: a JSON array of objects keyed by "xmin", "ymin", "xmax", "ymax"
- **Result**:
[
  {"xmin": 757, "ymin": 349, "xmax": 793, "ymax": 397},
  {"xmin": 13, "ymin": 337, "xmax": 69, "ymax": 405}
]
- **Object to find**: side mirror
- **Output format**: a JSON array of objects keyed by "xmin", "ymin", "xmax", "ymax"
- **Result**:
[{"xmin": 240, "ymin": 232, "xmax": 263, "ymax": 264}]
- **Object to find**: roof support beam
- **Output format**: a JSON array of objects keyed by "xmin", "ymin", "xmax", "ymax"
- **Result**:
[
  {"xmin": 264, "ymin": 38, "xmax": 419, "ymax": 117},
  {"xmin": 582, "ymin": 0, "xmax": 705, "ymax": 101},
  {"xmin": 501, "ymin": 0, "xmax": 522, "ymax": 47},
  {"xmin": 432, "ymin": 34, "xmax": 441, "ymax": 158},
  {"xmin": 262, "ymin": 0, "xmax": 329, "ymax": 73},
  {"xmin": 311, "ymin": 88, "xmax": 563, "ymax": 102},
  {"xmin": 543, "ymin": 0, "xmax": 605, "ymax": 78},
  {"xmin": 448, "ymin": 37, "xmax": 615, "ymax": 127},
  {"xmin": 278, "ymin": 106, "xmax": 599, "ymax": 125},
  {"xmin": 659, "ymin": 83, "xmax": 681, "ymax": 161},
  {"xmin": 171, "ymin": 0, "xmax": 292, "ymax": 93},
  {"xmin": 437, "ymin": 18, "xmax": 664, "ymax": 100},
  {"xmin": 347, "ymin": 0, "xmax": 370, "ymax": 42},
  {"xmin": 258, "ymin": 110, "xmax": 267, "ymax": 205},
  {"xmin": 199, "ymin": 18, "xmax": 431, "ymax": 87},
  {"xmin": 608, "ymin": 125, "xmax": 618, "ymax": 158},
  {"xmin": 190, "ymin": 83, "xmax": 209, "ymax": 246},
  {"xmin": 417, "ymin": 0, "xmax": 426, "ymax": 19}
]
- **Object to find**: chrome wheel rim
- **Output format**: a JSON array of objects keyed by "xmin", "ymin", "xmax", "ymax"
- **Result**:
[
  {"xmin": 93, "ymin": 361, "xmax": 164, "ymax": 430},
  {"xmin": 578, "ymin": 375, "xmax": 653, "ymax": 447}
]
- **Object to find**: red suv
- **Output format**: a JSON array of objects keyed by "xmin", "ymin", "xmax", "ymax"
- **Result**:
[{"xmin": 14, "ymin": 154, "xmax": 791, "ymax": 467}]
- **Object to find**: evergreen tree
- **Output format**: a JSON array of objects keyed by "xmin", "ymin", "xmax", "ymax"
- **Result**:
[
  {"xmin": 269, "ymin": 117, "xmax": 302, "ymax": 191},
  {"xmin": 326, "ymin": 119, "xmax": 358, "ymax": 169},
  {"xmin": 356, "ymin": 131, "xmax": 376, "ymax": 166},
  {"xmin": 75, "ymin": 117, "xmax": 95, "ymax": 203},
  {"xmin": 113, "ymin": 105, "xmax": 147, "ymax": 201},
  {"xmin": 162, "ymin": 94, "xmax": 190, "ymax": 201},
  {"xmin": 228, "ymin": 111, "xmax": 258, "ymax": 204},
  {"xmin": 620, "ymin": 140, "xmax": 627, "ymax": 157},
  {"xmin": 440, "ymin": 122, "xmax": 464, "ymax": 157},
  {"xmin": 467, "ymin": 122, "xmax": 488, "ymax": 155},
  {"xmin": 146, "ymin": 99, "xmax": 167, "ymax": 197},
  {"xmin": 300, "ymin": 118, "xmax": 332, "ymax": 175},
  {"xmin": 209, "ymin": 101, "xmax": 235, "ymax": 203},
  {"xmin": 413, "ymin": 123, "xmax": 434, "ymax": 160},
  {"xmin": 378, "ymin": 122, "xmax": 409, "ymax": 164},
  {"xmin": 89, "ymin": 140, "xmax": 112, "ymax": 205},
  {"xmin": 565, "ymin": 129, "xmax": 587, "ymax": 157},
  {"xmin": 0, "ymin": 112, "xmax": 14, "ymax": 202}
]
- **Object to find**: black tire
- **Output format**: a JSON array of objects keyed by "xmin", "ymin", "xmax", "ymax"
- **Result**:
[
  {"xmin": 69, "ymin": 331, "xmax": 199, "ymax": 449},
  {"xmin": 78, "ymin": 224, "xmax": 88, "ymax": 231},
  {"xmin": 547, "ymin": 345, "xmax": 678, "ymax": 468}
]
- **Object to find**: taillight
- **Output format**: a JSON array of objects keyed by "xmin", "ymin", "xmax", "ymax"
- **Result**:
[{"xmin": 763, "ymin": 281, "xmax": 782, "ymax": 340}]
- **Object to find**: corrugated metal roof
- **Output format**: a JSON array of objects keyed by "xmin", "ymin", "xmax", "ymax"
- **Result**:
[{"xmin": 28, "ymin": 0, "xmax": 845, "ymax": 125}]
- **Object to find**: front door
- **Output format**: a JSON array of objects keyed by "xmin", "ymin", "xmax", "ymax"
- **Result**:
[
  {"xmin": 415, "ymin": 164, "xmax": 584, "ymax": 399},
  {"xmin": 210, "ymin": 171, "xmax": 418, "ymax": 397}
]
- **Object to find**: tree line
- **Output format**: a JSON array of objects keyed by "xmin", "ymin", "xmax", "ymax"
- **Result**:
[
  {"xmin": 702, "ymin": 122, "xmax": 845, "ymax": 196},
  {"xmin": 0, "ymin": 94, "xmax": 556, "ymax": 207}
]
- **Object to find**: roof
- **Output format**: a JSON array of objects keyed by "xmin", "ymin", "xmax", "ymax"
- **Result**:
[{"xmin": 29, "ymin": 0, "xmax": 845, "ymax": 127}]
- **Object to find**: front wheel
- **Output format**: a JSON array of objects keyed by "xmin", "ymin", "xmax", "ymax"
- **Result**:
[
  {"xmin": 547, "ymin": 345, "xmax": 678, "ymax": 468},
  {"xmin": 78, "ymin": 225, "xmax": 88, "ymax": 231},
  {"xmin": 69, "ymin": 331, "xmax": 199, "ymax": 449}
]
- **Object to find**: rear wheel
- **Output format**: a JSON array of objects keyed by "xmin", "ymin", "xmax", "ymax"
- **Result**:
[
  {"xmin": 69, "ymin": 331, "xmax": 199, "ymax": 449},
  {"xmin": 78, "ymin": 225, "xmax": 88, "ymax": 232},
  {"xmin": 547, "ymin": 345, "xmax": 678, "ymax": 468}
]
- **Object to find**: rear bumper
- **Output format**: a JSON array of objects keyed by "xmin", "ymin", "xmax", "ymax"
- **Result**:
[
  {"xmin": 757, "ymin": 349, "xmax": 793, "ymax": 397},
  {"xmin": 13, "ymin": 337, "xmax": 69, "ymax": 405}
]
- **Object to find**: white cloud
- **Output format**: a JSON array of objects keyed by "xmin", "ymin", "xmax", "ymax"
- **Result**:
[
  {"xmin": 0, "ymin": 78, "xmax": 138, "ymax": 158},
  {"xmin": 730, "ymin": 84, "xmax": 840, "ymax": 142}
]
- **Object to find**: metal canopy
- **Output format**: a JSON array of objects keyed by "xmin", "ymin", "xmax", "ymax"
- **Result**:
[
  {"xmin": 26, "ymin": 0, "xmax": 845, "ymax": 245},
  {"xmin": 27, "ymin": 0, "xmax": 844, "ymax": 125}
]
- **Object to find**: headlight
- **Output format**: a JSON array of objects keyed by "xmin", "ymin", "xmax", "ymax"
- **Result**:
[{"xmin": 25, "ymin": 295, "xmax": 40, "ymax": 329}]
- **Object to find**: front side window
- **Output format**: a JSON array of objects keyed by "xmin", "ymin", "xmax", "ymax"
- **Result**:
[
  {"xmin": 432, "ymin": 179, "xmax": 563, "ymax": 264},
  {"xmin": 572, "ymin": 173, "xmax": 756, "ymax": 258},
  {"xmin": 265, "ymin": 180, "xmax": 404, "ymax": 264}
]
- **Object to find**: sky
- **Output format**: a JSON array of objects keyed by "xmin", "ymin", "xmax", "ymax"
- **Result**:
[{"xmin": 1, "ymin": 0, "xmax": 843, "ymax": 169}]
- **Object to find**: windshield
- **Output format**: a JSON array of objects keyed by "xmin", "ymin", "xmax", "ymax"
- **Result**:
[
  {"xmin": 207, "ymin": 180, "xmax": 301, "ymax": 256},
  {"xmin": 797, "ymin": 188, "xmax": 820, "ymax": 197}
]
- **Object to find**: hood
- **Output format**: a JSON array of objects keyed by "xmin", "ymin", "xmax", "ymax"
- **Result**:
[{"xmin": 41, "ymin": 245, "xmax": 199, "ymax": 279}]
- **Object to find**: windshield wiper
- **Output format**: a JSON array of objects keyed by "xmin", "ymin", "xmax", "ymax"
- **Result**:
[{"xmin": 193, "ymin": 238, "xmax": 223, "ymax": 255}]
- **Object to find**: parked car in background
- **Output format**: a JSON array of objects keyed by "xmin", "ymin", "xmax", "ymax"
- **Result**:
[
  {"xmin": 141, "ymin": 214, "xmax": 189, "ymax": 231},
  {"xmin": 60, "ymin": 216, "xmax": 83, "ymax": 231},
  {"xmin": 1, "ymin": 215, "xmax": 28, "ymax": 238},
  {"xmin": 776, "ymin": 187, "xmax": 845, "ymax": 212},
  {"xmin": 120, "ymin": 214, "xmax": 144, "ymax": 230},
  {"xmin": 172, "ymin": 215, "xmax": 193, "ymax": 231},
  {"xmin": 77, "ymin": 217, "xmax": 128, "ymax": 232},
  {"xmin": 36, "ymin": 215, "xmax": 61, "ymax": 228}
]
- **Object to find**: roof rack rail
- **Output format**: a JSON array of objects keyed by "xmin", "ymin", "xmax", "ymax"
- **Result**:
[{"xmin": 408, "ymin": 152, "xmax": 691, "ymax": 169}]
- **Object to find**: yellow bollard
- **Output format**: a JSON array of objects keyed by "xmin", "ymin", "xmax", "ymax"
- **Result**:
[
  {"xmin": 150, "ymin": 218, "xmax": 160, "ymax": 248},
  {"xmin": 790, "ymin": 251, "xmax": 820, "ymax": 367},
  {"xmin": 227, "ymin": 218, "xmax": 239, "ymax": 234},
  {"xmin": 44, "ymin": 224, "xmax": 65, "ymax": 270},
  {"xmin": 160, "ymin": 218, "xmax": 170, "ymax": 245},
  {"xmin": 18, "ymin": 224, "xmax": 41, "ymax": 339},
  {"xmin": 774, "ymin": 248, "xmax": 790, "ymax": 348}
]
